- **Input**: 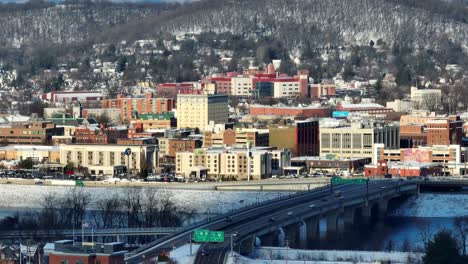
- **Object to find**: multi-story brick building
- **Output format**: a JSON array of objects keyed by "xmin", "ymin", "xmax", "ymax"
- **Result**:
[
  {"xmin": 207, "ymin": 76, "xmax": 232, "ymax": 95},
  {"xmin": 270, "ymin": 120, "xmax": 319, "ymax": 157},
  {"xmin": 426, "ymin": 117, "xmax": 462, "ymax": 146},
  {"xmin": 40, "ymin": 91, "xmax": 103, "ymax": 103},
  {"xmin": 373, "ymin": 144, "xmax": 465, "ymax": 175},
  {"xmin": 203, "ymin": 128, "xmax": 269, "ymax": 148},
  {"xmin": 130, "ymin": 112, "xmax": 176, "ymax": 130},
  {"xmin": 47, "ymin": 240, "xmax": 125, "ymax": 264},
  {"xmin": 249, "ymin": 104, "xmax": 331, "ymax": 118},
  {"xmin": 155, "ymin": 82, "xmax": 196, "ymax": 98},
  {"xmin": 101, "ymin": 93, "xmax": 174, "ymax": 122},
  {"xmin": 310, "ymin": 83, "xmax": 337, "ymax": 98},
  {"xmin": 399, "ymin": 114, "xmax": 462, "ymax": 147},
  {"xmin": 0, "ymin": 122, "xmax": 64, "ymax": 145}
]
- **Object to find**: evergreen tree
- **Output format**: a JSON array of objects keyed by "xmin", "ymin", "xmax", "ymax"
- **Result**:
[{"xmin": 424, "ymin": 230, "xmax": 464, "ymax": 264}]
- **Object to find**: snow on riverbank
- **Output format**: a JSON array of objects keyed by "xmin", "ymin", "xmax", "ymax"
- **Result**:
[
  {"xmin": 169, "ymin": 243, "xmax": 200, "ymax": 264},
  {"xmin": 392, "ymin": 193, "xmax": 468, "ymax": 217},
  {"xmin": 226, "ymin": 248, "xmax": 423, "ymax": 264},
  {"xmin": 0, "ymin": 184, "xmax": 280, "ymax": 213}
]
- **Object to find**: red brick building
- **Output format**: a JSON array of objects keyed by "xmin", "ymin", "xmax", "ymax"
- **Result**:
[
  {"xmin": 335, "ymin": 102, "xmax": 393, "ymax": 115},
  {"xmin": 101, "ymin": 94, "xmax": 174, "ymax": 122},
  {"xmin": 364, "ymin": 161, "xmax": 442, "ymax": 177},
  {"xmin": 74, "ymin": 126, "xmax": 128, "ymax": 144},
  {"xmin": 48, "ymin": 241, "xmax": 125, "ymax": 264},
  {"xmin": 155, "ymin": 83, "xmax": 196, "ymax": 98},
  {"xmin": 207, "ymin": 77, "xmax": 232, "ymax": 94},
  {"xmin": 426, "ymin": 116, "xmax": 462, "ymax": 146},
  {"xmin": 250, "ymin": 104, "xmax": 331, "ymax": 118},
  {"xmin": 310, "ymin": 84, "xmax": 337, "ymax": 98},
  {"xmin": 400, "ymin": 125, "xmax": 427, "ymax": 148}
]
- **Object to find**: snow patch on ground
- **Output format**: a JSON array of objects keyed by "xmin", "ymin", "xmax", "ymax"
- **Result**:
[
  {"xmin": 226, "ymin": 248, "xmax": 423, "ymax": 264},
  {"xmin": 169, "ymin": 243, "xmax": 200, "ymax": 264},
  {"xmin": 392, "ymin": 193, "xmax": 468, "ymax": 217}
]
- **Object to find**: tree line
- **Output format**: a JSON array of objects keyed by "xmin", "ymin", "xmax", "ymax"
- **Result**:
[{"xmin": 0, "ymin": 187, "xmax": 196, "ymax": 232}]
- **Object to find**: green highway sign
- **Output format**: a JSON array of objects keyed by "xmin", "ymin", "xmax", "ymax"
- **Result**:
[
  {"xmin": 193, "ymin": 229, "xmax": 225, "ymax": 243},
  {"xmin": 208, "ymin": 231, "xmax": 225, "ymax": 242},
  {"xmin": 193, "ymin": 229, "xmax": 210, "ymax": 242},
  {"xmin": 331, "ymin": 176, "xmax": 367, "ymax": 185}
]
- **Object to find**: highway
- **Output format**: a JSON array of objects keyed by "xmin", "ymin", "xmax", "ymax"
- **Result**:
[
  {"xmin": 193, "ymin": 180, "xmax": 412, "ymax": 264},
  {"xmin": 125, "ymin": 183, "xmax": 348, "ymax": 262},
  {"xmin": 125, "ymin": 179, "xmax": 412, "ymax": 263}
]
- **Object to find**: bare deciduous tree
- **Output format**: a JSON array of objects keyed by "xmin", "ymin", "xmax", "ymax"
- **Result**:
[
  {"xmin": 453, "ymin": 216, "xmax": 468, "ymax": 256},
  {"xmin": 417, "ymin": 221, "xmax": 434, "ymax": 250}
]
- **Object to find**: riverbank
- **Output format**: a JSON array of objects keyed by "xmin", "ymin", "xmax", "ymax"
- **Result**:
[{"xmin": 0, "ymin": 177, "xmax": 330, "ymax": 191}]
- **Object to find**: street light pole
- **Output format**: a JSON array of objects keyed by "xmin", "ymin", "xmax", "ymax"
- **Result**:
[{"xmin": 230, "ymin": 233, "xmax": 237, "ymax": 257}]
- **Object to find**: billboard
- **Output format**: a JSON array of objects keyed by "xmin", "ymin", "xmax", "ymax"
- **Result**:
[
  {"xmin": 401, "ymin": 149, "xmax": 431, "ymax": 163},
  {"xmin": 332, "ymin": 111, "xmax": 349, "ymax": 118}
]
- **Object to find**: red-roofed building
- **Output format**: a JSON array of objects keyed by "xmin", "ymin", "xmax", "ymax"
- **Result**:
[
  {"xmin": 156, "ymin": 82, "xmax": 196, "ymax": 98},
  {"xmin": 250, "ymin": 104, "xmax": 331, "ymax": 118},
  {"xmin": 40, "ymin": 91, "xmax": 104, "ymax": 103}
]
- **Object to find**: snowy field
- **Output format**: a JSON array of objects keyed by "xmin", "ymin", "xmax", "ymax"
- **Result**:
[
  {"xmin": 0, "ymin": 184, "xmax": 281, "ymax": 214},
  {"xmin": 224, "ymin": 248, "xmax": 423, "ymax": 264},
  {"xmin": 169, "ymin": 244, "xmax": 200, "ymax": 264},
  {"xmin": 392, "ymin": 193, "xmax": 468, "ymax": 217}
]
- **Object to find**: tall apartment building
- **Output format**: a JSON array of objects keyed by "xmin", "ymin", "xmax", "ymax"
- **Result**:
[
  {"xmin": 101, "ymin": 93, "xmax": 174, "ymax": 122},
  {"xmin": 175, "ymin": 147, "xmax": 290, "ymax": 180},
  {"xmin": 203, "ymin": 128, "xmax": 269, "ymax": 148},
  {"xmin": 176, "ymin": 94, "xmax": 228, "ymax": 130},
  {"xmin": 269, "ymin": 120, "xmax": 319, "ymax": 157},
  {"xmin": 60, "ymin": 144, "xmax": 158, "ymax": 176},
  {"xmin": 320, "ymin": 121, "xmax": 400, "ymax": 160},
  {"xmin": 0, "ymin": 122, "xmax": 64, "ymax": 145}
]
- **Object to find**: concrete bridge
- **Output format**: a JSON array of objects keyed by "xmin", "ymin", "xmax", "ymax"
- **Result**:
[
  {"xmin": 125, "ymin": 179, "xmax": 421, "ymax": 263},
  {"xmin": 193, "ymin": 180, "xmax": 419, "ymax": 264}
]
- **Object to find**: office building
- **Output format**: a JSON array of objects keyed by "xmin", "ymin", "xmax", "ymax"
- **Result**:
[
  {"xmin": 0, "ymin": 122, "xmax": 64, "ymax": 145},
  {"xmin": 270, "ymin": 120, "xmax": 319, "ymax": 157},
  {"xmin": 320, "ymin": 121, "xmax": 400, "ymax": 160},
  {"xmin": 176, "ymin": 94, "xmax": 228, "ymax": 130}
]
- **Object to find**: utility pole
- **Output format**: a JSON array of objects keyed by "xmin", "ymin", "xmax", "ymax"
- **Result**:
[
  {"xmin": 285, "ymin": 240, "xmax": 289, "ymax": 264},
  {"xmin": 189, "ymin": 232, "xmax": 193, "ymax": 256}
]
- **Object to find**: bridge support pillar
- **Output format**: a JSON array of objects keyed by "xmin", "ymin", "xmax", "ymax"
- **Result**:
[
  {"xmin": 260, "ymin": 230, "xmax": 279, "ymax": 247},
  {"xmin": 305, "ymin": 217, "xmax": 319, "ymax": 243},
  {"xmin": 326, "ymin": 211, "xmax": 338, "ymax": 238},
  {"xmin": 284, "ymin": 223, "xmax": 301, "ymax": 249},
  {"xmin": 343, "ymin": 207, "xmax": 355, "ymax": 229},
  {"xmin": 378, "ymin": 199, "xmax": 389, "ymax": 218},
  {"xmin": 362, "ymin": 205, "xmax": 372, "ymax": 223},
  {"xmin": 239, "ymin": 235, "xmax": 256, "ymax": 256}
]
